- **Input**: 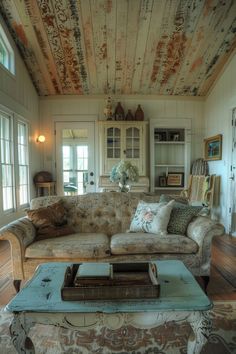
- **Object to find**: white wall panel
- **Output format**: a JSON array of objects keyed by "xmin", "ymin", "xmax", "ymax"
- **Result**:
[{"xmin": 204, "ymin": 53, "xmax": 236, "ymax": 229}]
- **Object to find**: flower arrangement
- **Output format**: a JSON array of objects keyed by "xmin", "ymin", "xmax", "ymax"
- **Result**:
[{"xmin": 110, "ymin": 160, "xmax": 139, "ymax": 192}]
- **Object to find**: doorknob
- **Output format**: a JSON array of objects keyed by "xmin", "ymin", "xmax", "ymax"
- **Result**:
[
  {"xmin": 90, "ymin": 172, "xmax": 94, "ymax": 176},
  {"xmin": 229, "ymin": 176, "xmax": 235, "ymax": 180},
  {"xmin": 90, "ymin": 181, "xmax": 94, "ymax": 185}
]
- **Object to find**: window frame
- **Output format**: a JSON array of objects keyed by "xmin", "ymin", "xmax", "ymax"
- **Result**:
[
  {"xmin": 16, "ymin": 120, "xmax": 30, "ymax": 208},
  {"xmin": 0, "ymin": 23, "xmax": 15, "ymax": 75},
  {"xmin": 0, "ymin": 108, "xmax": 30, "ymax": 217}
]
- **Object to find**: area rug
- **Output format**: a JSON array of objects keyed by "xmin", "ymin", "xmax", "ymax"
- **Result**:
[{"xmin": 0, "ymin": 301, "xmax": 235, "ymax": 354}]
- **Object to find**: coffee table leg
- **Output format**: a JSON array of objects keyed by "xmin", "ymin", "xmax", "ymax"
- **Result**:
[
  {"xmin": 187, "ymin": 310, "xmax": 212, "ymax": 354},
  {"xmin": 10, "ymin": 313, "xmax": 35, "ymax": 354}
]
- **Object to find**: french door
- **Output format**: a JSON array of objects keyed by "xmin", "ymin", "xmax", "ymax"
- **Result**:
[{"xmin": 55, "ymin": 122, "xmax": 96, "ymax": 196}]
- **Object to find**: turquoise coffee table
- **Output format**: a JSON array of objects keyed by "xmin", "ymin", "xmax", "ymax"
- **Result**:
[{"xmin": 5, "ymin": 260, "xmax": 212, "ymax": 354}]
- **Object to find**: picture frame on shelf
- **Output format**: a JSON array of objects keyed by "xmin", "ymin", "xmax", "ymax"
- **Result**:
[
  {"xmin": 204, "ymin": 134, "xmax": 222, "ymax": 161},
  {"xmin": 167, "ymin": 173, "xmax": 184, "ymax": 187},
  {"xmin": 155, "ymin": 132, "xmax": 167, "ymax": 141},
  {"xmin": 159, "ymin": 176, "xmax": 167, "ymax": 187},
  {"xmin": 169, "ymin": 132, "xmax": 180, "ymax": 141}
]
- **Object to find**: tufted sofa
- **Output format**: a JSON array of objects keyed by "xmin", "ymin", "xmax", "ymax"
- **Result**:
[{"xmin": 0, "ymin": 192, "xmax": 225, "ymax": 291}]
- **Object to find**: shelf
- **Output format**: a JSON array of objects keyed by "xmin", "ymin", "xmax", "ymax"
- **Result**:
[
  {"xmin": 154, "ymin": 187, "xmax": 184, "ymax": 191},
  {"xmin": 154, "ymin": 164, "xmax": 185, "ymax": 167}
]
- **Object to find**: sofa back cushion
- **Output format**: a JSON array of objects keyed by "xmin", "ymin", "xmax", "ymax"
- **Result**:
[{"xmin": 30, "ymin": 193, "xmax": 161, "ymax": 237}]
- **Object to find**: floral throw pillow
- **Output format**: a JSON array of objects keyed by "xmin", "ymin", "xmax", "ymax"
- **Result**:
[{"xmin": 129, "ymin": 200, "xmax": 174, "ymax": 235}]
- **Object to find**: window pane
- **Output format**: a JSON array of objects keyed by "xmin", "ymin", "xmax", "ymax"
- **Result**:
[
  {"xmin": 17, "ymin": 121, "xmax": 29, "ymax": 206},
  {"xmin": 3, "ymin": 187, "xmax": 13, "ymax": 210}
]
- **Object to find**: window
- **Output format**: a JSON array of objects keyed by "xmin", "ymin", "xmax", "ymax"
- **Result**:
[
  {"xmin": 17, "ymin": 121, "xmax": 29, "ymax": 206},
  {"xmin": 0, "ymin": 23, "xmax": 15, "ymax": 74},
  {"xmin": 0, "ymin": 112, "xmax": 14, "ymax": 212},
  {"xmin": 0, "ymin": 109, "xmax": 30, "ymax": 216}
]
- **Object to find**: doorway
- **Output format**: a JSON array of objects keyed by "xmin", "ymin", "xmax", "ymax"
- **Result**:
[
  {"xmin": 55, "ymin": 122, "xmax": 96, "ymax": 195},
  {"xmin": 228, "ymin": 108, "xmax": 236, "ymax": 236}
]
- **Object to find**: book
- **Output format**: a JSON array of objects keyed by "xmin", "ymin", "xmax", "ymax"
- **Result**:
[{"xmin": 75, "ymin": 263, "xmax": 112, "ymax": 279}]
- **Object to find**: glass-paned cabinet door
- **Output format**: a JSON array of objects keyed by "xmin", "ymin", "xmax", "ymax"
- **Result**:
[
  {"xmin": 125, "ymin": 127, "xmax": 140, "ymax": 158},
  {"xmin": 106, "ymin": 127, "xmax": 121, "ymax": 159}
]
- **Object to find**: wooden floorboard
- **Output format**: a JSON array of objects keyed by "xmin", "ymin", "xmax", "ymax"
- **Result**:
[{"xmin": 0, "ymin": 235, "xmax": 236, "ymax": 305}]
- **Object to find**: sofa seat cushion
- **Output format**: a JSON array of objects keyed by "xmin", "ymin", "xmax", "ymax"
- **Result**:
[
  {"xmin": 25, "ymin": 233, "xmax": 110, "ymax": 259},
  {"xmin": 110, "ymin": 232, "xmax": 198, "ymax": 255}
]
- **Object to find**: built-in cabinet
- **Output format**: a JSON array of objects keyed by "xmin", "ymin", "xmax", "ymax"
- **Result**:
[
  {"xmin": 98, "ymin": 121, "xmax": 149, "ymax": 191},
  {"xmin": 150, "ymin": 119, "xmax": 191, "ymax": 194}
]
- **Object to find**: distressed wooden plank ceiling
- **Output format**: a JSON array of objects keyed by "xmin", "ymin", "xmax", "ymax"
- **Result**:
[{"xmin": 1, "ymin": 0, "xmax": 236, "ymax": 97}]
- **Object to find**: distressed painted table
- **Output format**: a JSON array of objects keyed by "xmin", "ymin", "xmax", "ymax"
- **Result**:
[{"xmin": 5, "ymin": 260, "xmax": 212, "ymax": 354}]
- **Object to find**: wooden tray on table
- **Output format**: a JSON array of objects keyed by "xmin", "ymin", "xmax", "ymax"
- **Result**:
[{"xmin": 61, "ymin": 262, "xmax": 160, "ymax": 301}]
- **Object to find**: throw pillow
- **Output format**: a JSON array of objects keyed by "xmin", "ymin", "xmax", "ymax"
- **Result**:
[
  {"xmin": 129, "ymin": 200, "xmax": 174, "ymax": 235},
  {"xmin": 167, "ymin": 205, "xmax": 203, "ymax": 235},
  {"xmin": 159, "ymin": 194, "xmax": 188, "ymax": 205},
  {"xmin": 27, "ymin": 200, "xmax": 73, "ymax": 240}
]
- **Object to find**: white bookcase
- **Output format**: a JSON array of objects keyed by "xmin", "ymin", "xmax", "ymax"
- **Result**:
[{"xmin": 150, "ymin": 119, "xmax": 191, "ymax": 194}]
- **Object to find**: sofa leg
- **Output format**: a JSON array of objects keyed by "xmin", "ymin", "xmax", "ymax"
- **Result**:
[
  {"xmin": 201, "ymin": 276, "xmax": 210, "ymax": 293},
  {"xmin": 13, "ymin": 280, "xmax": 21, "ymax": 293}
]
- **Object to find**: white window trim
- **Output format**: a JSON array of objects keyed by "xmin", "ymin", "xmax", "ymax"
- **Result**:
[
  {"xmin": 0, "ymin": 22, "xmax": 15, "ymax": 75},
  {"xmin": 0, "ymin": 107, "xmax": 30, "ymax": 218}
]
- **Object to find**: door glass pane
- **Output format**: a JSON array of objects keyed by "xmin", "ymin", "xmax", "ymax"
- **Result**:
[{"xmin": 62, "ymin": 129, "xmax": 89, "ymax": 195}]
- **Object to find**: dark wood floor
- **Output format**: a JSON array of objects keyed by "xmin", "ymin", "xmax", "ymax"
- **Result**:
[{"xmin": 0, "ymin": 234, "xmax": 235, "ymax": 306}]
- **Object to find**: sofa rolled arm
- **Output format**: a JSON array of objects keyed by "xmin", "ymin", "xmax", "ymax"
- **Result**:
[
  {"xmin": 187, "ymin": 216, "xmax": 225, "ymax": 246},
  {"xmin": 0, "ymin": 217, "xmax": 36, "ymax": 279},
  {"xmin": 187, "ymin": 216, "xmax": 225, "ymax": 275}
]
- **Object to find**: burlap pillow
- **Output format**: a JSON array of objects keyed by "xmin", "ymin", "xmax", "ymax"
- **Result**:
[{"xmin": 27, "ymin": 200, "xmax": 74, "ymax": 240}]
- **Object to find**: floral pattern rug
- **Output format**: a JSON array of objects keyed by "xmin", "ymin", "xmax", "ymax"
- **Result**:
[{"xmin": 0, "ymin": 301, "xmax": 235, "ymax": 354}]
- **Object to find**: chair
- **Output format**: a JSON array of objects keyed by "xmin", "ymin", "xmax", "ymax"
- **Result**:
[{"xmin": 181, "ymin": 174, "xmax": 220, "ymax": 209}]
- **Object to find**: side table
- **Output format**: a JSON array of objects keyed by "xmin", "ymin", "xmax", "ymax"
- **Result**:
[{"xmin": 35, "ymin": 182, "xmax": 56, "ymax": 197}]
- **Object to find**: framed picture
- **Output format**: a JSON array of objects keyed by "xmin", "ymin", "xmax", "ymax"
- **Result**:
[
  {"xmin": 155, "ymin": 132, "xmax": 167, "ymax": 141},
  {"xmin": 167, "ymin": 173, "xmax": 184, "ymax": 187},
  {"xmin": 204, "ymin": 134, "xmax": 222, "ymax": 161},
  {"xmin": 169, "ymin": 132, "xmax": 180, "ymax": 141},
  {"xmin": 159, "ymin": 176, "xmax": 167, "ymax": 187}
]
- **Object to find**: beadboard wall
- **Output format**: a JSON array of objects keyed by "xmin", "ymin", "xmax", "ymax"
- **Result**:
[{"xmin": 204, "ymin": 52, "xmax": 236, "ymax": 231}]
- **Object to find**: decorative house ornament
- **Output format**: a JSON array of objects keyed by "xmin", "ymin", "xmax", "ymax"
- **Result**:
[
  {"xmin": 110, "ymin": 160, "xmax": 139, "ymax": 192},
  {"xmin": 114, "ymin": 102, "xmax": 125, "ymax": 121},
  {"xmin": 125, "ymin": 109, "xmax": 134, "ymax": 121},
  {"xmin": 135, "ymin": 105, "xmax": 144, "ymax": 121},
  {"xmin": 104, "ymin": 96, "xmax": 113, "ymax": 120}
]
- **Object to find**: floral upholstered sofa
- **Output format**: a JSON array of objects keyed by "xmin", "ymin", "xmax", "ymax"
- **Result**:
[{"xmin": 0, "ymin": 192, "xmax": 225, "ymax": 291}]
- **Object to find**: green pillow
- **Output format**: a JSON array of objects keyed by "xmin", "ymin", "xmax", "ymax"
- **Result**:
[{"xmin": 167, "ymin": 205, "xmax": 203, "ymax": 235}]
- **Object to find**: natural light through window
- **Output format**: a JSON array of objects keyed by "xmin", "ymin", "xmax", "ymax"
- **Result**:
[
  {"xmin": 18, "ymin": 121, "xmax": 29, "ymax": 206},
  {"xmin": 0, "ymin": 112, "xmax": 14, "ymax": 211},
  {"xmin": 62, "ymin": 145, "xmax": 88, "ymax": 195},
  {"xmin": 0, "ymin": 23, "xmax": 15, "ymax": 74}
]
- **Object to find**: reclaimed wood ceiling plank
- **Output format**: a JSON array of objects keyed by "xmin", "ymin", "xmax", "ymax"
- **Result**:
[
  {"xmin": 122, "ymin": 0, "xmax": 141, "ymax": 94},
  {"xmin": 25, "ymin": 0, "xmax": 63, "ymax": 95},
  {"xmin": 105, "ymin": 0, "xmax": 116, "ymax": 94},
  {"xmin": 80, "ymin": 0, "xmax": 98, "ymax": 94},
  {"xmin": 90, "ymin": 0, "xmax": 108, "ymax": 94},
  {"xmin": 139, "ymin": 0, "xmax": 166, "ymax": 94},
  {"xmin": 131, "ymin": 0, "xmax": 153, "ymax": 94},
  {"xmin": 114, "ymin": 0, "xmax": 128, "ymax": 94}
]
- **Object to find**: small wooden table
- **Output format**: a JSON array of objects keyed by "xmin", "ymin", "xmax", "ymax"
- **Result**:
[
  {"xmin": 5, "ymin": 260, "xmax": 212, "ymax": 354},
  {"xmin": 35, "ymin": 181, "xmax": 56, "ymax": 196}
]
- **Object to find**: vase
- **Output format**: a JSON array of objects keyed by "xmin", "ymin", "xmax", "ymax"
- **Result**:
[
  {"xmin": 134, "ymin": 104, "xmax": 144, "ymax": 121},
  {"xmin": 125, "ymin": 109, "xmax": 134, "ymax": 121},
  {"xmin": 114, "ymin": 102, "xmax": 125, "ymax": 121},
  {"xmin": 118, "ymin": 181, "xmax": 130, "ymax": 193}
]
